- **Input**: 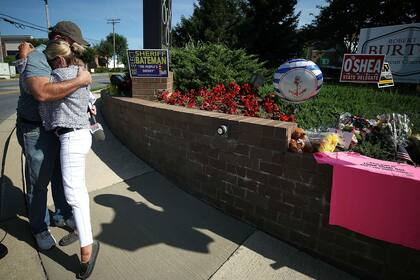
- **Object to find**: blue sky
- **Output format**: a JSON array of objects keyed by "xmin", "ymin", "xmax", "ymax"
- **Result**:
[{"xmin": 0, "ymin": 0, "xmax": 326, "ymax": 49}]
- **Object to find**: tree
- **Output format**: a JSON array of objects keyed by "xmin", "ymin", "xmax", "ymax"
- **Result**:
[
  {"xmin": 28, "ymin": 38, "xmax": 48, "ymax": 47},
  {"xmin": 239, "ymin": 0, "xmax": 300, "ymax": 67},
  {"xmin": 303, "ymin": 0, "xmax": 420, "ymax": 54},
  {"xmin": 80, "ymin": 47, "xmax": 97, "ymax": 69},
  {"xmin": 172, "ymin": 0, "xmax": 246, "ymax": 48},
  {"xmin": 96, "ymin": 33, "xmax": 128, "ymax": 66}
]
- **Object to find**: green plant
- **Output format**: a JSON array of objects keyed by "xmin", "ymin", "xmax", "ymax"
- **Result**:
[
  {"xmin": 171, "ymin": 42, "xmax": 269, "ymax": 91},
  {"xmin": 93, "ymin": 67, "xmax": 110, "ymax": 73},
  {"xmin": 4, "ymin": 55, "xmax": 16, "ymax": 64},
  {"xmin": 107, "ymin": 84, "xmax": 121, "ymax": 96},
  {"xmin": 292, "ymin": 84, "xmax": 420, "ymax": 133},
  {"xmin": 350, "ymin": 140, "xmax": 394, "ymax": 161},
  {"xmin": 258, "ymin": 83, "xmax": 275, "ymax": 98}
]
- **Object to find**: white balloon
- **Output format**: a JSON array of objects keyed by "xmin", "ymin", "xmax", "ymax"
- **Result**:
[{"xmin": 273, "ymin": 59, "xmax": 323, "ymax": 103}]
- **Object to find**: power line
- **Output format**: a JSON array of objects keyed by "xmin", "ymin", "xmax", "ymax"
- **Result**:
[
  {"xmin": 0, "ymin": 17, "xmax": 49, "ymax": 33},
  {"xmin": 0, "ymin": 13, "xmax": 101, "ymax": 45},
  {"xmin": 0, "ymin": 13, "xmax": 48, "ymax": 30},
  {"xmin": 107, "ymin": 18, "xmax": 120, "ymax": 69}
]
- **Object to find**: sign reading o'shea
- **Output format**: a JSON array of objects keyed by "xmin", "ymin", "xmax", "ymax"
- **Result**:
[
  {"xmin": 127, "ymin": 49, "xmax": 169, "ymax": 78},
  {"xmin": 340, "ymin": 54, "xmax": 385, "ymax": 83}
]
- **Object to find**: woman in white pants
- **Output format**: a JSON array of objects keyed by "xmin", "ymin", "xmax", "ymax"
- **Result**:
[{"xmin": 40, "ymin": 39, "xmax": 99, "ymax": 279}]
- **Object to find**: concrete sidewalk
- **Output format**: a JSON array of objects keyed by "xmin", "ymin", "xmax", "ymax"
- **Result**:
[{"xmin": 0, "ymin": 100, "xmax": 358, "ymax": 280}]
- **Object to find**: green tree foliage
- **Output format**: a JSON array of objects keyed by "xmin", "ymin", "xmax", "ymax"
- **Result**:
[
  {"xmin": 172, "ymin": 0, "xmax": 300, "ymax": 67},
  {"xmin": 172, "ymin": 0, "xmax": 246, "ymax": 48},
  {"xmin": 96, "ymin": 33, "xmax": 128, "ymax": 65},
  {"xmin": 4, "ymin": 55, "xmax": 16, "ymax": 64},
  {"xmin": 80, "ymin": 47, "xmax": 97, "ymax": 68},
  {"xmin": 303, "ymin": 0, "xmax": 420, "ymax": 54},
  {"xmin": 28, "ymin": 38, "xmax": 48, "ymax": 47},
  {"xmin": 171, "ymin": 42, "xmax": 268, "ymax": 91},
  {"xmin": 239, "ymin": 0, "xmax": 300, "ymax": 67}
]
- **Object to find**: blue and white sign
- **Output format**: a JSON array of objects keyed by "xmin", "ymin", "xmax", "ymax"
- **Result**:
[
  {"xmin": 127, "ymin": 49, "xmax": 169, "ymax": 78},
  {"xmin": 273, "ymin": 59, "xmax": 323, "ymax": 103}
]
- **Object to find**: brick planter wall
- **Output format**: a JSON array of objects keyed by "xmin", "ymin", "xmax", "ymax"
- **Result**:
[
  {"xmin": 102, "ymin": 94, "xmax": 420, "ymax": 279},
  {"xmin": 131, "ymin": 72, "xmax": 173, "ymax": 100}
]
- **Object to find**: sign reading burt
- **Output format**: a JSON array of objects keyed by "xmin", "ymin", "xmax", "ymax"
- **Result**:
[
  {"xmin": 358, "ymin": 23, "xmax": 420, "ymax": 83},
  {"xmin": 127, "ymin": 49, "xmax": 169, "ymax": 78},
  {"xmin": 340, "ymin": 54, "xmax": 385, "ymax": 83}
]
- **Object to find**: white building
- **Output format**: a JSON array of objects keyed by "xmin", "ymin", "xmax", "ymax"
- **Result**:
[
  {"xmin": 107, "ymin": 55, "xmax": 125, "ymax": 69},
  {"xmin": 0, "ymin": 35, "xmax": 34, "ymax": 61}
]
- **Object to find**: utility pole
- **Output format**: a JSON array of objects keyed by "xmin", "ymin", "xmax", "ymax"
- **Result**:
[
  {"xmin": 107, "ymin": 18, "xmax": 120, "ymax": 69},
  {"xmin": 0, "ymin": 34, "xmax": 4, "ymax": 62},
  {"xmin": 44, "ymin": 0, "xmax": 51, "ymax": 28}
]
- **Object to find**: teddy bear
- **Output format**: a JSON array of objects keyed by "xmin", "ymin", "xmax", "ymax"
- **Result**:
[{"xmin": 289, "ymin": 128, "xmax": 312, "ymax": 153}]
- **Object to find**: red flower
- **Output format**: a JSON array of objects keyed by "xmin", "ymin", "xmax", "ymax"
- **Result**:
[{"xmin": 159, "ymin": 82, "xmax": 296, "ymax": 123}]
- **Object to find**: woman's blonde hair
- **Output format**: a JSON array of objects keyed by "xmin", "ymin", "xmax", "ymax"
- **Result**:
[{"xmin": 44, "ymin": 40, "xmax": 86, "ymax": 66}]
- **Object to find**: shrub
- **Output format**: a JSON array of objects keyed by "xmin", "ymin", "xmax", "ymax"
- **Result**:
[{"xmin": 170, "ymin": 42, "xmax": 269, "ymax": 91}]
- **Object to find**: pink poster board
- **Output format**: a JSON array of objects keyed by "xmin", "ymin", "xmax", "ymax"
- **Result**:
[{"xmin": 314, "ymin": 152, "xmax": 420, "ymax": 250}]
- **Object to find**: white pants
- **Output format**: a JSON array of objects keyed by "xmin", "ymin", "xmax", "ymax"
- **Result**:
[{"xmin": 59, "ymin": 129, "xmax": 93, "ymax": 247}]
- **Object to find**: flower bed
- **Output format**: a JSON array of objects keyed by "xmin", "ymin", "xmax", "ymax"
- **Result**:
[
  {"xmin": 157, "ymin": 82, "xmax": 295, "ymax": 122},
  {"xmin": 157, "ymin": 82, "xmax": 420, "ymax": 165}
]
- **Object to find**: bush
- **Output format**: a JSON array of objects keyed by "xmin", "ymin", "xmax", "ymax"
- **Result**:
[
  {"xmin": 93, "ymin": 67, "xmax": 126, "ymax": 73},
  {"xmin": 170, "ymin": 42, "xmax": 269, "ymax": 91}
]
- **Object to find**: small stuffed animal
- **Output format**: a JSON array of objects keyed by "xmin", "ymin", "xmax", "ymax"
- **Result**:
[
  {"xmin": 289, "ymin": 128, "xmax": 311, "ymax": 153},
  {"xmin": 291, "ymin": 127, "xmax": 305, "ymax": 140}
]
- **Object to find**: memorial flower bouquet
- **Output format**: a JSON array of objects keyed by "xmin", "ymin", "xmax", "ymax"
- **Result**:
[
  {"xmin": 375, "ymin": 113, "xmax": 414, "ymax": 164},
  {"xmin": 336, "ymin": 112, "xmax": 415, "ymax": 164}
]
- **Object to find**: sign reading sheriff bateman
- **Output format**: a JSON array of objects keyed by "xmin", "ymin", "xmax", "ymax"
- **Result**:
[
  {"xmin": 127, "ymin": 49, "xmax": 169, "ymax": 78},
  {"xmin": 358, "ymin": 23, "xmax": 420, "ymax": 84},
  {"xmin": 340, "ymin": 54, "xmax": 385, "ymax": 83}
]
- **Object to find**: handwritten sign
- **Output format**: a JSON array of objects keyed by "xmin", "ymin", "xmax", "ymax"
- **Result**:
[
  {"xmin": 340, "ymin": 54, "xmax": 385, "ymax": 83},
  {"xmin": 313, "ymin": 152, "xmax": 420, "ymax": 179},
  {"xmin": 127, "ymin": 49, "xmax": 169, "ymax": 78}
]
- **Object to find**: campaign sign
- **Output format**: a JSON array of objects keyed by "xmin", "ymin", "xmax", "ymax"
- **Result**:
[
  {"xmin": 340, "ymin": 54, "xmax": 385, "ymax": 83},
  {"xmin": 127, "ymin": 49, "xmax": 169, "ymax": 78},
  {"xmin": 377, "ymin": 62, "xmax": 394, "ymax": 88},
  {"xmin": 358, "ymin": 23, "xmax": 420, "ymax": 84}
]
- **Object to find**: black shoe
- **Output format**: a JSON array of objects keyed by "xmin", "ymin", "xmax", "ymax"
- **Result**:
[
  {"xmin": 77, "ymin": 240, "xmax": 100, "ymax": 279},
  {"xmin": 59, "ymin": 231, "xmax": 79, "ymax": 246},
  {"xmin": 0, "ymin": 244, "xmax": 8, "ymax": 259}
]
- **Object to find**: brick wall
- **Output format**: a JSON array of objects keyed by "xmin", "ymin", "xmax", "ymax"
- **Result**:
[
  {"xmin": 131, "ymin": 72, "xmax": 173, "ymax": 100},
  {"xmin": 102, "ymin": 94, "xmax": 420, "ymax": 280}
]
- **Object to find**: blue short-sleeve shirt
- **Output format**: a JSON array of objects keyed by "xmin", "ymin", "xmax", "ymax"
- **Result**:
[{"xmin": 17, "ymin": 45, "xmax": 51, "ymax": 122}]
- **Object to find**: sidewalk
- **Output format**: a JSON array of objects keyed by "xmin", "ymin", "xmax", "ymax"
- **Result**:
[{"xmin": 0, "ymin": 99, "xmax": 358, "ymax": 280}]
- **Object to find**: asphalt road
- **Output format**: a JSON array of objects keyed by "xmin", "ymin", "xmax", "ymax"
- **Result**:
[{"xmin": 0, "ymin": 73, "xmax": 110, "ymax": 121}]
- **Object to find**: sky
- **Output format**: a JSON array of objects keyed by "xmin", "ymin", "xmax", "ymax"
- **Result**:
[{"xmin": 0, "ymin": 0, "xmax": 326, "ymax": 49}]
